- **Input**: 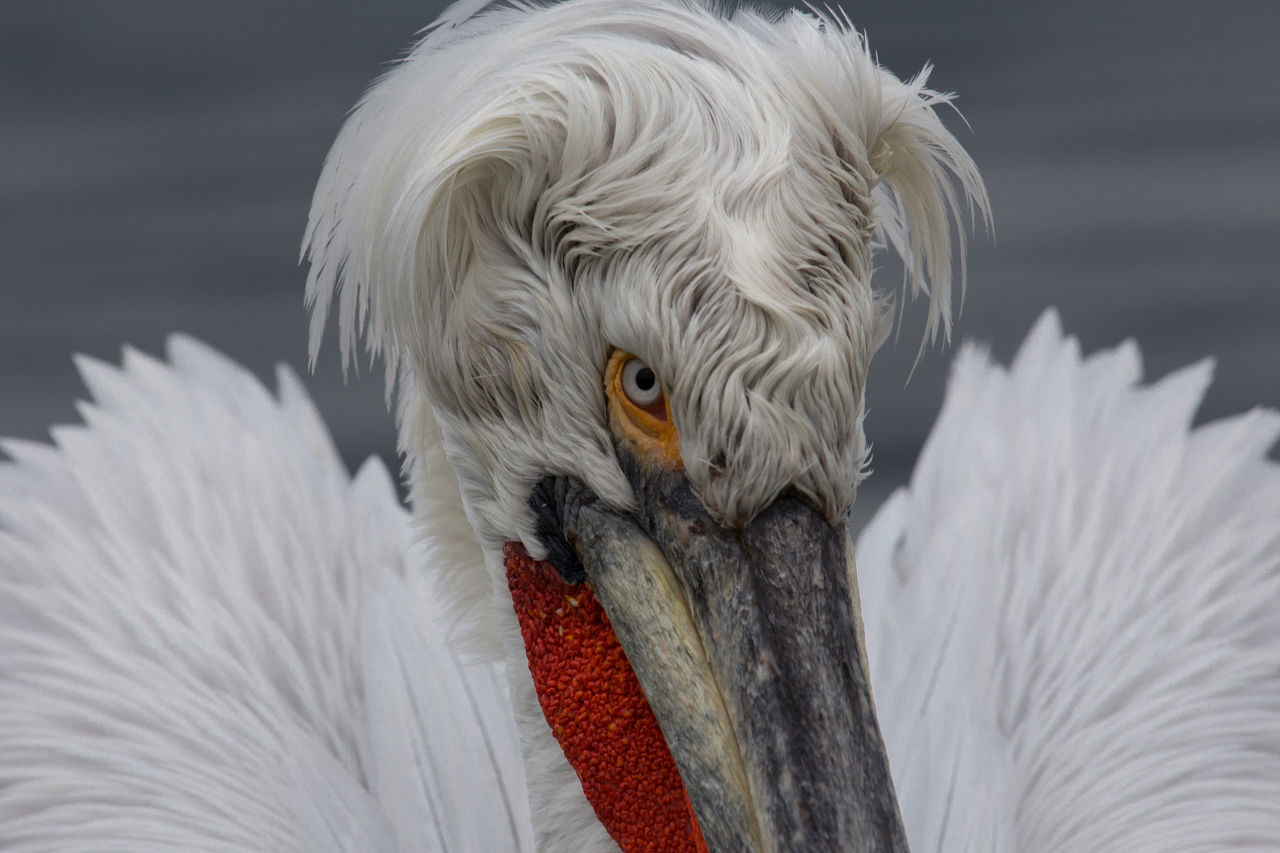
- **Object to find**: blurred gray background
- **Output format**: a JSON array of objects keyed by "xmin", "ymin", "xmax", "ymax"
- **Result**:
[{"xmin": 3, "ymin": 0, "xmax": 1277, "ymax": 527}]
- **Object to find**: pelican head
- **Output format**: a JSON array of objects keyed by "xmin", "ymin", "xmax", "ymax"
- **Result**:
[{"xmin": 304, "ymin": 1, "xmax": 986, "ymax": 850}]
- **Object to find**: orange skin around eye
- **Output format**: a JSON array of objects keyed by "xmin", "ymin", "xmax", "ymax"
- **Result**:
[{"xmin": 604, "ymin": 349, "xmax": 683, "ymax": 470}]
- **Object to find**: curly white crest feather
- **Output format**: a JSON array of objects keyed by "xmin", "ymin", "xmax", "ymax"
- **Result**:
[
  {"xmin": 302, "ymin": 6, "xmax": 988, "ymax": 845},
  {"xmin": 303, "ymin": 0, "xmax": 988, "ymax": 556},
  {"xmin": 8, "ymin": 2, "xmax": 1276, "ymax": 850}
]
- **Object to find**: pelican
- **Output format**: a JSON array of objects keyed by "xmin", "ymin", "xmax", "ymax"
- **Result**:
[{"xmin": 3, "ymin": 1, "xmax": 1279, "ymax": 851}]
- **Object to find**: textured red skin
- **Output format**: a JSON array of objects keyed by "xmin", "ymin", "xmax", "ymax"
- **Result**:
[{"xmin": 504, "ymin": 541, "xmax": 709, "ymax": 853}]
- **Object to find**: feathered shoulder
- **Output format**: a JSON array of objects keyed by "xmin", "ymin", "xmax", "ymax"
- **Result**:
[
  {"xmin": 858, "ymin": 310, "xmax": 1280, "ymax": 852},
  {"xmin": 0, "ymin": 339, "xmax": 532, "ymax": 852}
]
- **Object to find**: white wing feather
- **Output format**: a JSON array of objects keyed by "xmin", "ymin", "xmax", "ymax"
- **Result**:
[
  {"xmin": 858, "ymin": 309, "xmax": 1280, "ymax": 852},
  {"xmin": 7, "ymin": 313, "xmax": 1278, "ymax": 850},
  {"xmin": 0, "ymin": 338, "xmax": 533, "ymax": 852}
]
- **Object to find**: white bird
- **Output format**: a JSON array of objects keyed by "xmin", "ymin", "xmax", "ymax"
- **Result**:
[{"xmin": 2, "ymin": 1, "xmax": 1278, "ymax": 852}]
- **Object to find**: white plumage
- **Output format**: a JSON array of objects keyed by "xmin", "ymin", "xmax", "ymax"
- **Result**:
[
  {"xmin": 0, "ymin": 339, "xmax": 532, "ymax": 852},
  {"xmin": 4, "ymin": 0, "xmax": 1280, "ymax": 850},
  {"xmin": 860, "ymin": 311, "xmax": 1280, "ymax": 850},
  {"xmin": 4, "ymin": 315, "xmax": 1277, "ymax": 851},
  {"xmin": 302, "ymin": 0, "xmax": 985, "ymax": 549},
  {"xmin": 299, "ymin": 5, "xmax": 989, "ymax": 843}
]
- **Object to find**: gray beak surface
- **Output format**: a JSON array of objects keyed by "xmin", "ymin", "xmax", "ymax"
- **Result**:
[{"xmin": 555, "ymin": 455, "xmax": 909, "ymax": 853}]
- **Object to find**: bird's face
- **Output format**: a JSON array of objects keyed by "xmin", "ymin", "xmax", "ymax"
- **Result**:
[
  {"xmin": 304, "ymin": 2, "xmax": 985, "ymax": 850},
  {"xmin": 440, "ymin": 159, "xmax": 899, "ymax": 848},
  {"xmin": 507, "ymin": 344, "xmax": 906, "ymax": 851}
]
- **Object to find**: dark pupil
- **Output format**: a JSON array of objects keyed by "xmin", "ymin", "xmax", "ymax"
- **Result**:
[{"xmin": 635, "ymin": 367, "xmax": 656, "ymax": 391}]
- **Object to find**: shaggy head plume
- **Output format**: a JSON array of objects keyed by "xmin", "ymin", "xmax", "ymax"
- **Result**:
[{"xmin": 303, "ymin": 0, "xmax": 988, "ymax": 546}]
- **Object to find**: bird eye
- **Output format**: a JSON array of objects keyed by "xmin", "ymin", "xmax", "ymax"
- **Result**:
[
  {"xmin": 621, "ymin": 358, "xmax": 663, "ymax": 408},
  {"xmin": 606, "ymin": 349, "xmax": 677, "ymax": 464}
]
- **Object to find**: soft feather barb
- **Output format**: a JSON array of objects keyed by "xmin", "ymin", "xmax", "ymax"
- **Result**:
[
  {"xmin": 857, "ymin": 310, "xmax": 1280, "ymax": 852},
  {"xmin": 303, "ymin": 0, "xmax": 988, "ymax": 379},
  {"xmin": 301, "ymin": 7, "xmax": 988, "ymax": 847},
  {"xmin": 302, "ymin": 0, "xmax": 988, "ymax": 551},
  {"xmin": 0, "ymin": 339, "xmax": 532, "ymax": 852}
]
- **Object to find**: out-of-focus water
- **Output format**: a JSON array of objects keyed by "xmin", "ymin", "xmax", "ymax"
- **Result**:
[{"xmin": 3, "ymin": 1, "xmax": 1277, "ymax": 526}]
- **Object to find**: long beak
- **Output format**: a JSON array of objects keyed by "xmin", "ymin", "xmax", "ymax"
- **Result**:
[{"xmin": 555, "ymin": 460, "xmax": 908, "ymax": 853}]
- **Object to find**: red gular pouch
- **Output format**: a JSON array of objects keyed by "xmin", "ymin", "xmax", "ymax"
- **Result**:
[{"xmin": 504, "ymin": 541, "xmax": 708, "ymax": 853}]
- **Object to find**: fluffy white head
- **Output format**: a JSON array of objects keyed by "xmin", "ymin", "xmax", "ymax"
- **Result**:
[{"xmin": 304, "ymin": 0, "xmax": 987, "ymax": 549}]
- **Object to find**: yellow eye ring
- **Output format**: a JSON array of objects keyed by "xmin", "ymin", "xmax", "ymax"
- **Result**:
[{"xmin": 604, "ymin": 349, "xmax": 682, "ymax": 469}]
